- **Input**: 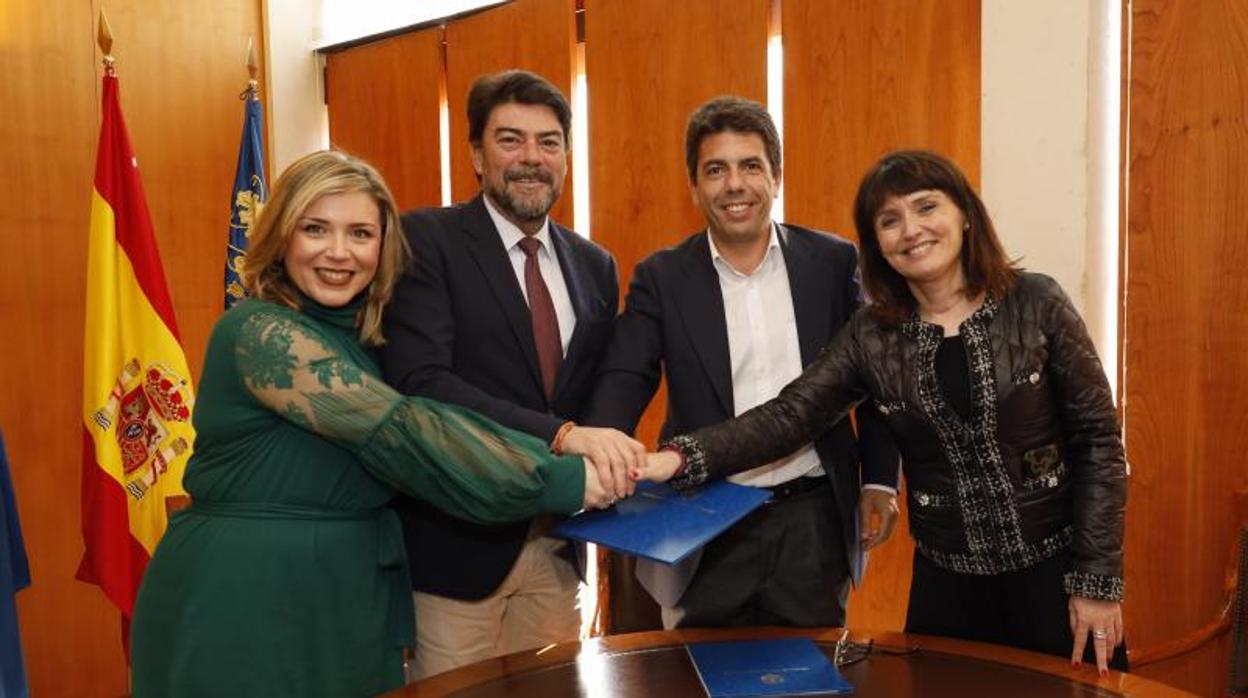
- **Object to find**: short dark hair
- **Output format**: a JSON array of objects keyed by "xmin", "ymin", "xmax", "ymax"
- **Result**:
[
  {"xmin": 853, "ymin": 150, "xmax": 1020, "ymax": 326},
  {"xmin": 466, "ymin": 69, "xmax": 572, "ymax": 146},
  {"xmin": 684, "ymin": 96, "xmax": 781, "ymax": 181}
]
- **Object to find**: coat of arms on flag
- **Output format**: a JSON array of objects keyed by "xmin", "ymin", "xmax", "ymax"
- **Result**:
[{"xmin": 91, "ymin": 359, "xmax": 193, "ymax": 501}]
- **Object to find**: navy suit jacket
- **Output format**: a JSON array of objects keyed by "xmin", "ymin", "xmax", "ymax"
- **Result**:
[
  {"xmin": 582, "ymin": 225, "xmax": 899, "ymax": 602},
  {"xmin": 381, "ymin": 194, "xmax": 619, "ymax": 600}
]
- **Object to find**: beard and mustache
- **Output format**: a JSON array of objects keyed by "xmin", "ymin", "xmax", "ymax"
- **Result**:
[{"xmin": 485, "ymin": 165, "xmax": 560, "ymax": 224}]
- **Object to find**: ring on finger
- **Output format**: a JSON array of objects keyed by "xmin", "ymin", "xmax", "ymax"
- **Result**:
[{"xmin": 1092, "ymin": 629, "xmax": 1107, "ymax": 640}]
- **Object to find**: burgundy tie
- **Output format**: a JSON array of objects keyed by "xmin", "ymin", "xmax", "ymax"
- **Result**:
[{"xmin": 518, "ymin": 237, "xmax": 563, "ymax": 400}]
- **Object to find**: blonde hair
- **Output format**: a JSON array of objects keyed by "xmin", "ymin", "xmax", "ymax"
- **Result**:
[{"xmin": 241, "ymin": 150, "xmax": 409, "ymax": 346}]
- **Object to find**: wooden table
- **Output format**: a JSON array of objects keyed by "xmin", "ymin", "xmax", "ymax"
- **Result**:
[{"xmin": 388, "ymin": 627, "xmax": 1194, "ymax": 697}]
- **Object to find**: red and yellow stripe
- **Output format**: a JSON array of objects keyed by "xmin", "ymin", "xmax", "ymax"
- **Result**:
[{"xmin": 78, "ymin": 73, "xmax": 194, "ymax": 619}]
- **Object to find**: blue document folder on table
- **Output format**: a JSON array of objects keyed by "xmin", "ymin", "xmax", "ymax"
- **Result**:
[
  {"xmin": 551, "ymin": 480, "xmax": 771, "ymax": 565},
  {"xmin": 688, "ymin": 638, "xmax": 853, "ymax": 696}
]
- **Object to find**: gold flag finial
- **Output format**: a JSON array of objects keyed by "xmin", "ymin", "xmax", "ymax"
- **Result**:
[
  {"xmin": 97, "ymin": 9, "xmax": 115, "ymax": 70},
  {"xmin": 243, "ymin": 36, "xmax": 260, "ymax": 98},
  {"xmin": 247, "ymin": 37, "xmax": 259, "ymax": 81}
]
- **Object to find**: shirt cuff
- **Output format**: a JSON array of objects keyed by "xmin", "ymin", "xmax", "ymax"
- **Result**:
[{"xmin": 862, "ymin": 484, "xmax": 898, "ymax": 496}]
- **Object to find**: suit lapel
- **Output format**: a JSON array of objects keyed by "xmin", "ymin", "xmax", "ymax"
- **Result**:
[
  {"xmin": 461, "ymin": 195, "xmax": 545, "ymax": 395},
  {"xmin": 779, "ymin": 225, "xmax": 833, "ymax": 365},
  {"xmin": 549, "ymin": 223, "xmax": 591, "ymax": 400},
  {"xmin": 675, "ymin": 234, "xmax": 734, "ymax": 415}
]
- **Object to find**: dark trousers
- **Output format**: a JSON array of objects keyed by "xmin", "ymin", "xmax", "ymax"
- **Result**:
[
  {"xmin": 668, "ymin": 479, "xmax": 849, "ymax": 628},
  {"xmin": 905, "ymin": 548, "xmax": 1129, "ymax": 671}
]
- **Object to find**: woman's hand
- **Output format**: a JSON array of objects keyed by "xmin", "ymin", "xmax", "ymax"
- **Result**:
[
  {"xmin": 1068, "ymin": 596, "xmax": 1123, "ymax": 676},
  {"xmin": 581, "ymin": 457, "xmax": 615, "ymax": 510},
  {"xmin": 629, "ymin": 451, "xmax": 684, "ymax": 483}
]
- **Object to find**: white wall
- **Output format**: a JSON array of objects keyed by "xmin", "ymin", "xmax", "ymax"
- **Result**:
[
  {"xmin": 262, "ymin": 0, "xmax": 328, "ymax": 173},
  {"xmin": 982, "ymin": 0, "xmax": 1118, "ymax": 390}
]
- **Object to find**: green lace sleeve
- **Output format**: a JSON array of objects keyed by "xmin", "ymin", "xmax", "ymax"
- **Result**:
[{"xmin": 233, "ymin": 308, "xmax": 585, "ymax": 521}]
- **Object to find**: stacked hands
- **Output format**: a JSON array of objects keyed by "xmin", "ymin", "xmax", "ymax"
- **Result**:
[{"xmin": 572, "ymin": 435, "xmax": 1123, "ymax": 677}]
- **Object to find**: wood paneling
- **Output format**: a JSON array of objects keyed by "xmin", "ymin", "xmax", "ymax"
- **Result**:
[
  {"xmin": 782, "ymin": 0, "xmax": 980, "ymax": 241},
  {"xmin": 445, "ymin": 0, "xmax": 577, "ymax": 224},
  {"xmin": 325, "ymin": 29, "xmax": 443, "ymax": 210},
  {"xmin": 0, "ymin": 0, "xmax": 265, "ymax": 694},
  {"xmin": 1124, "ymin": 1, "xmax": 1248, "ymax": 694},
  {"xmin": 782, "ymin": 0, "xmax": 981, "ymax": 634},
  {"xmin": 585, "ymin": 0, "xmax": 768, "ymax": 634},
  {"xmin": 585, "ymin": 0, "xmax": 769, "ymax": 448}
]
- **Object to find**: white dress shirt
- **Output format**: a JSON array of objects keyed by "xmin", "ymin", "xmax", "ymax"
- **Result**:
[
  {"xmin": 708, "ymin": 224, "xmax": 824, "ymax": 487},
  {"xmin": 483, "ymin": 194, "xmax": 577, "ymax": 355}
]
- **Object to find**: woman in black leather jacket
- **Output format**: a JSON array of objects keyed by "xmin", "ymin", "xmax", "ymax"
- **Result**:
[{"xmin": 637, "ymin": 150, "xmax": 1128, "ymax": 675}]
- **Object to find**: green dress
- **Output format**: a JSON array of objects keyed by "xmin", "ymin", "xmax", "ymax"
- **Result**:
[{"xmin": 130, "ymin": 298, "xmax": 585, "ymax": 697}]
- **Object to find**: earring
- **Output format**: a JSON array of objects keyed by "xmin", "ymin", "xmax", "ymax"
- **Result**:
[{"xmin": 963, "ymin": 222, "xmax": 970, "ymax": 231}]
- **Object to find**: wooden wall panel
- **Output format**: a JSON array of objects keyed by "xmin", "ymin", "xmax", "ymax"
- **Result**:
[
  {"xmin": 445, "ymin": 0, "xmax": 577, "ymax": 224},
  {"xmin": 782, "ymin": 0, "xmax": 981, "ymax": 634},
  {"xmin": 585, "ymin": 0, "xmax": 769, "ymax": 450},
  {"xmin": 325, "ymin": 29, "xmax": 443, "ymax": 210},
  {"xmin": 0, "ymin": 1, "xmax": 116, "ymax": 694},
  {"xmin": 783, "ymin": 0, "xmax": 981, "ymax": 241},
  {"xmin": 0, "ymin": 0, "xmax": 265, "ymax": 694},
  {"xmin": 1123, "ymin": 1, "xmax": 1248, "ymax": 694}
]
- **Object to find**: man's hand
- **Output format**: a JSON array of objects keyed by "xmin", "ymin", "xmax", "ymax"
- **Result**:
[
  {"xmin": 630, "ymin": 451, "xmax": 683, "ymax": 483},
  {"xmin": 560, "ymin": 426, "xmax": 642, "ymax": 499},
  {"xmin": 858, "ymin": 488, "xmax": 899, "ymax": 551}
]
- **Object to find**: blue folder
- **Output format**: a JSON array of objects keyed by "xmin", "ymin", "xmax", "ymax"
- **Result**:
[
  {"xmin": 688, "ymin": 638, "xmax": 853, "ymax": 696},
  {"xmin": 552, "ymin": 480, "xmax": 771, "ymax": 565}
]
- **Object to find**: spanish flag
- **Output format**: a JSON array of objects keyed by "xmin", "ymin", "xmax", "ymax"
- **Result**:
[{"xmin": 78, "ymin": 69, "xmax": 195, "ymax": 639}]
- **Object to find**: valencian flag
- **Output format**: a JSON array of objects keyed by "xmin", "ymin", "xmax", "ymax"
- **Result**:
[
  {"xmin": 224, "ymin": 87, "xmax": 266, "ymax": 308},
  {"xmin": 79, "ymin": 66, "xmax": 195, "ymax": 644}
]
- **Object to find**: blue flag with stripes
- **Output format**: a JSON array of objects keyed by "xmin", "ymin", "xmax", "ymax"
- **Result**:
[
  {"xmin": 0, "ymin": 429, "xmax": 29, "ymax": 698},
  {"xmin": 225, "ymin": 94, "xmax": 266, "ymax": 309}
]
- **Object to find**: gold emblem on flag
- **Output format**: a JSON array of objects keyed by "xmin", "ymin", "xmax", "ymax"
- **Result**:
[
  {"xmin": 93, "ymin": 359, "xmax": 194, "ymax": 501},
  {"xmin": 234, "ymin": 185, "xmax": 262, "ymax": 234}
]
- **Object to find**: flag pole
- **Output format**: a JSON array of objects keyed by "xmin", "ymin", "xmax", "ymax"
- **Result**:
[
  {"xmin": 245, "ymin": 36, "xmax": 259, "ymax": 99},
  {"xmin": 98, "ymin": 9, "xmax": 115, "ymax": 73}
]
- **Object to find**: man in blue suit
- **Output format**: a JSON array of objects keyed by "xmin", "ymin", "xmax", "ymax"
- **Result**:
[
  {"xmin": 381, "ymin": 70, "xmax": 640, "ymax": 678},
  {"xmin": 585, "ymin": 96, "xmax": 900, "ymax": 628}
]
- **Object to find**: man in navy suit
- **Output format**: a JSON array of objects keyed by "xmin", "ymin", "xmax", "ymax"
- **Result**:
[
  {"xmin": 381, "ymin": 70, "xmax": 641, "ymax": 678},
  {"xmin": 584, "ymin": 96, "xmax": 900, "ymax": 628}
]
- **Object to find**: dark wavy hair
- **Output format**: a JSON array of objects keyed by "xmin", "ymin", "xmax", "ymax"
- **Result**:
[
  {"xmin": 684, "ymin": 96, "xmax": 782, "ymax": 182},
  {"xmin": 466, "ymin": 69, "xmax": 572, "ymax": 147},
  {"xmin": 853, "ymin": 150, "xmax": 1019, "ymax": 325}
]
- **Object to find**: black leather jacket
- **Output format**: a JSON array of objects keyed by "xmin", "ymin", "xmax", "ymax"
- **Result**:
[{"xmin": 667, "ymin": 273, "xmax": 1126, "ymax": 600}]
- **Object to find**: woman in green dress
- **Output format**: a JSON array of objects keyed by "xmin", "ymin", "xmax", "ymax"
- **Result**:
[{"xmin": 130, "ymin": 151, "xmax": 610, "ymax": 697}]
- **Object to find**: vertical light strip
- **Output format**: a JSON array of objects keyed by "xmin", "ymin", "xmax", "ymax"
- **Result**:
[
  {"xmin": 1088, "ymin": 0, "xmax": 1122, "ymax": 401},
  {"xmin": 572, "ymin": 41, "xmax": 591, "ymax": 238},
  {"xmin": 574, "ymin": 31, "xmax": 597, "ymax": 638},
  {"xmin": 766, "ymin": 1, "xmax": 785, "ymax": 223},
  {"xmin": 439, "ymin": 92, "xmax": 452, "ymax": 206}
]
